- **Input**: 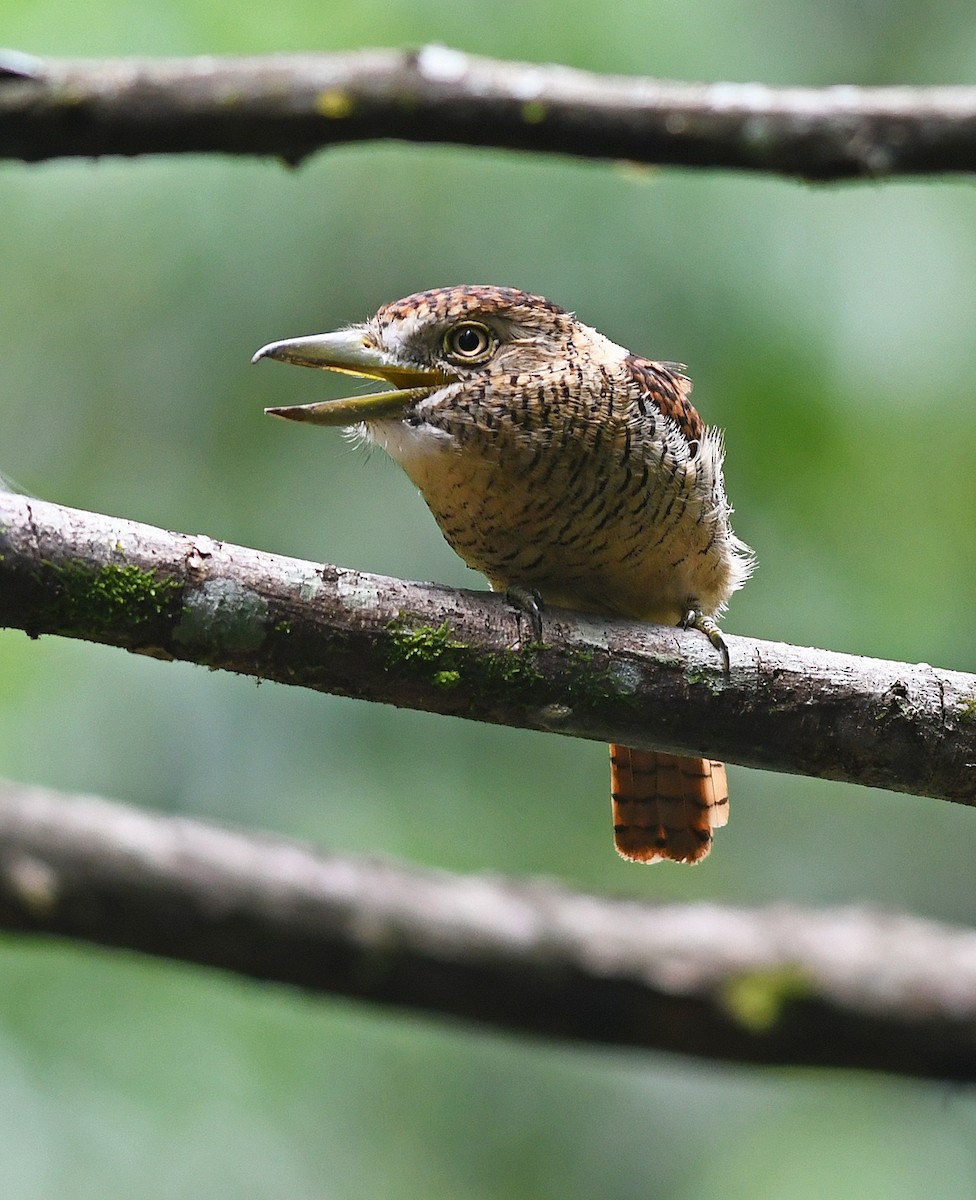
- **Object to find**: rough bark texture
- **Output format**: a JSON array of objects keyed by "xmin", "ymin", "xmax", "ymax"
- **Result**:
[
  {"xmin": 1, "ymin": 779, "xmax": 976, "ymax": 1081},
  {"xmin": 1, "ymin": 493, "xmax": 974, "ymax": 803},
  {"xmin": 2, "ymin": 47, "xmax": 976, "ymax": 178}
]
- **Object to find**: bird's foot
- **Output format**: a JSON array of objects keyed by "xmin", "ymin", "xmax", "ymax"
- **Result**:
[
  {"xmin": 681, "ymin": 608, "xmax": 730, "ymax": 675},
  {"xmin": 506, "ymin": 585, "xmax": 545, "ymax": 643}
]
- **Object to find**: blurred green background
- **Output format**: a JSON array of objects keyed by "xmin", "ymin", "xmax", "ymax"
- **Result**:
[{"xmin": 2, "ymin": 1, "xmax": 976, "ymax": 1196}]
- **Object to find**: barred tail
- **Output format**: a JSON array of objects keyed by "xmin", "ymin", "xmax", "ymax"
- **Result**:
[{"xmin": 609, "ymin": 745, "xmax": 729, "ymax": 864}]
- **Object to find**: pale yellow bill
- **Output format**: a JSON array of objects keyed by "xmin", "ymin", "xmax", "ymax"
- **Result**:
[{"xmin": 252, "ymin": 328, "xmax": 454, "ymax": 426}]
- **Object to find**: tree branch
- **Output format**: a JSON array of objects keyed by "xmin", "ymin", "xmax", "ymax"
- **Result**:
[
  {"xmin": 1, "ymin": 493, "xmax": 974, "ymax": 803},
  {"xmin": 2, "ymin": 777, "xmax": 976, "ymax": 1080},
  {"xmin": 2, "ymin": 46, "xmax": 976, "ymax": 179}
]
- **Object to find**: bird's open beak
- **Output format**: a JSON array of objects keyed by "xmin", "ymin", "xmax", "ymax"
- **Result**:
[{"xmin": 252, "ymin": 329, "xmax": 454, "ymax": 426}]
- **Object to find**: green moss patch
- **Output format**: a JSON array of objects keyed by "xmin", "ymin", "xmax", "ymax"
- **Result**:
[{"xmin": 41, "ymin": 560, "xmax": 181, "ymax": 635}]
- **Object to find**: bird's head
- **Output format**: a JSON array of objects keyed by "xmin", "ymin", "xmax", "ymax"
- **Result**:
[{"xmin": 252, "ymin": 285, "xmax": 628, "ymax": 429}]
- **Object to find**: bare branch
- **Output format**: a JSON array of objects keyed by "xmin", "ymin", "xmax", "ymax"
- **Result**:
[
  {"xmin": 2, "ymin": 47, "xmax": 976, "ymax": 179},
  {"xmin": 1, "ymin": 493, "xmax": 973, "ymax": 802},
  {"xmin": 2, "ymin": 777, "xmax": 976, "ymax": 1080}
]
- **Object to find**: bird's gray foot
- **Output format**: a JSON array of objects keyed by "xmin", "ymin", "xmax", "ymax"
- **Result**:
[
  {"xmin": 681, "ymin": 608, "xmax": 730, "ymax": 675},
  {"xmin": 506, "ymin": 585, "xmax": 544, "ymax": 642}
]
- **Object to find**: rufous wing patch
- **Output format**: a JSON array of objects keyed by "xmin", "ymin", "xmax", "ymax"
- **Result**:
[{"xmin": 623, "ymin": 355, "xmax": 703, "ymax": 444}]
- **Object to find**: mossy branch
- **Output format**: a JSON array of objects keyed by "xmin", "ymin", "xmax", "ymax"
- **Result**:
[
  {"xmin": 1, "ymin": 492, "xmax": 974, "ymax": 804},
  {"xmin": 2, "ymin": 776, "xmax": 976, "ymax": 1081},
  {"xmin": 2, "ymin": 46, "xmax": 976, "ymax": 179}
]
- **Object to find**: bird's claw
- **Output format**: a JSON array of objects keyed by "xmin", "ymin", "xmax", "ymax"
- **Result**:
[
  {"xmin": 506, "ymin": 585, "xmax": 545, "ymax": 643},
  {"xmin": 681, "ymin": 608, "xmax": 730, "ymax": 675}
]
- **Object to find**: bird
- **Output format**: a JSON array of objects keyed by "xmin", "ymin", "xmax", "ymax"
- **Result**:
[{"xmin": 253, "ymin": 286, "xmax": 753, "ymax": 863}]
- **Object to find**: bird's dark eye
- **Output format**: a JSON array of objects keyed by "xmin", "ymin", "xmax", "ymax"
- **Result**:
[{"xmin": 443, "ymin": 321, "xmax": 496, "ymax": 363}]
